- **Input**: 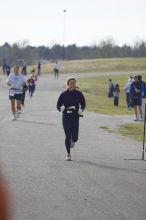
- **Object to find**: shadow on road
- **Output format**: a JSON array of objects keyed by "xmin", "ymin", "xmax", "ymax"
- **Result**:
[
  {"xmin": 72, "ymin": 160, "xmax": 145, "ymax": 174},
  {"xmin": 124, "ymin": 158, "xmax": 146, "ymax": 161},
  {"xmin": 17, "ymin": 120, "xmax": 58, "ymax": 127}
]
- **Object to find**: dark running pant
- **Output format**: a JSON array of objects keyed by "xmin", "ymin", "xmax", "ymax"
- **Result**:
[
  {"xmin": 114, "ymin": 97, "xmax": 119, "ymax": 106},
  {"xmin": 62, "ymin": 114, "xmax": 79, "ymax": 155},
  {"xmin": 21, "ymin": 92, "xmax": 26, "ymax": 105},
  {"xmin": 29, "ymin": 85, "xmax": 35, "ymax": 97},
  {"xmin": 108, "ymin": 88, "xmax": 113, "ymax": 98},
  {"xmin": 54, "ymin": 69, "xmax": 59, "ymax": 78},
  {"xmin": 126, "ymin": 93, "xmax": 131, "ymax": 108}
]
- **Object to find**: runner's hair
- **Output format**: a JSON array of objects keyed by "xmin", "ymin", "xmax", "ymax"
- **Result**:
[{"xmin": 66, "ymin": 77, "xmax": 77, "ymax": 86}]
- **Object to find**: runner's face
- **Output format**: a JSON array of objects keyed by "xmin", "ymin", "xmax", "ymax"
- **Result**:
[
  {"xmin": 14, "ymin": 67, "xmax": 19, "ymax": 75},
  {"xmin": 68, "ymin": 80, "xmax": 76, "ymax": 91}
]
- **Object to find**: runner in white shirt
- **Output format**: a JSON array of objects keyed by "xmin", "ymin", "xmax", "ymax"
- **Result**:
[
  {"xmin": 6, "ymin": 66, "xmax": 26, "ymax": 121},
  {"xmin": 53, "ymin": 61, "xmax": 60, "ymax": 79}
]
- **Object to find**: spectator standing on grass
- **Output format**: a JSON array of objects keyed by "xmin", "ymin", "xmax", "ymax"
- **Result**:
[
  {"xmin": 53, "ymin": 61, "xmax": 60, "ymax": 79},
  {"xmin": 124, "ymin": 76, "xmax": 133, "ymax": 110},
  {"xmin": 108, "ymin": 79, "xmax": 114, "ymax": 98},
  {"xmin": 130, "ymin": 75, "xmax": 142, "ymax": 121},
  {"xmin": 113, "ymin": 84, "xmax": 120, "ymax": 106},
  {"xmin": 138, "ymin": 75, "xmax": 146, "ymax": 98}
]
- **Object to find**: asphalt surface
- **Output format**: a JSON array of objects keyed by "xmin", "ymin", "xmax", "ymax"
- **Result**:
[{"xmin": 0, "ymin": 74, "xmax": 146, "ymax": 220}]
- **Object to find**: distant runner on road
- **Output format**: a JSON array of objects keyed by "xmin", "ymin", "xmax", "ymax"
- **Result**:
[
  {"xmin": 6, "ymin": 66, "xmax": 26, "ymax": 121},
  {"xmin": 53, "ymin": 61, "xmax": 60, "ymax": 79},
  {"xmin": 21, "ymin": 60, "xmax": 27, "ymax": 75},
  {"xmin": 21, "ymin": 84, "xmax": 28, "ymax": 108},
  {"xmin": 37, "ymin": 61, "xmax": 41, "ymax": 76},
  {"xmin": 57, "ymin": 77, "xmax": 86, "ymax": 161},
  {"xmin": 2, "ymin": 58, "xmax": 7, "ymax": 76},
  {"xmin": 27, "ymin": 70, "xmax": 36, "ymax": 98},
  {"xmin": 6, "ymin": 64, "xmax": 11, "ymax": 77}
]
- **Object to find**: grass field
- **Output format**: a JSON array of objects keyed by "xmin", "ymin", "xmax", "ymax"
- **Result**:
[
  {"xmin": 78, "ymin": 74, "xmax": 145, "ymax": 115},
  {"xmin": 1, "ymin": 57, "xmax": 146, "ymax": 75},
  {"xmin": 41, "ymin": 57, "xmax": 146, "ymax": 74},
  {"xmin": 100, "ymin": 123, "xmax": 144, "ymax": 142},
  {"xmin": 1, "ymin": 57, "xmax": 146, "ymax": 141},
  {"xmin": 118, "ymin": 123, "xmax": 144, "ymax": 141},
  {"xmin": 77, "ymin": 70, "xmax": 146, "ymax": 142}
]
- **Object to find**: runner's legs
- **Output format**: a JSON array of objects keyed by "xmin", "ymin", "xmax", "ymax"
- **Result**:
[
  {"xmin": 71, "ymin": 117, "xmax": 79, "ymax": 143},
  {"xmin": 16, "ymin": 100, "xmax": 22, "ymax": 112},
  {"xmin": 63, "ymin": 115, "xmax": 72, "ymax": 155},
  {"xmin": 10, "ymin": 99, "xmax": 16, "ymax": 116}
]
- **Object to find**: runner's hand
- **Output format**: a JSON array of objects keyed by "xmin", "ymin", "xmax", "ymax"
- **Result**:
[
  {"xmin": 78, "ymin": 109, "xmax": 83, "ymax": 115},
  {"xmin": 60, "ymin": 106, "xmax": 65, "ymax": 112}
]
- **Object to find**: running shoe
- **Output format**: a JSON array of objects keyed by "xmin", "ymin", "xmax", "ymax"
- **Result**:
[
  {"xmin": 15, "ymin": 112, "xmax": 20, "ymax": 118},
  {"xmin": 18, "ymin": 110, "xmax": 22, "ymax": 114},
  {"xmin": 71, "ymin": 141, "xmax": 75, "ymax": 148},
  {"xmin": 65, "ymin": 155, "xmax": 71, "ymax": 161},
  {"xmin": 16, "ymin": 110, "xmax": 21, "ymax": 118},
  {"xmin": 11, "ymin": 116, "xmax": 16, "ymax": 121}
]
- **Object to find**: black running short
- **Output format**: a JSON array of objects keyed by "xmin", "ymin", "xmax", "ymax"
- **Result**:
[
  {"xmin": 54, "ymin": 69, "xmax": 59, "ymax": 74},
  {"xmin": 9, "ymin": 94, "xmax": 23, "ymax": 101},
  {"xmin": 131, "ymin": 98, "xmax": 142, "ymax": 106}
]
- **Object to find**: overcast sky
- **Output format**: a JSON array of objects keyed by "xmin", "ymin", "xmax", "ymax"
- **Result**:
[{"xmin": 0, "ymin": 0, "xmax": 145, "ymax": 46}]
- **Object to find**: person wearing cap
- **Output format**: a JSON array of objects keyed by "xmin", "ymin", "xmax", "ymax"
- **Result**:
[
  {"xmin": 124, "ymin": 76, "xmax": 133, "ymax": 110},
  {"xmin": 6, "ymin": 66, "xmax": 26, "ymax": 121},
  {"xmin": 130, "ymin": 75, "xmax": 142, "ymax": 121},
  {"xmin": 57, "ymin": 77, "xmax": 86, "ymax": 161}
]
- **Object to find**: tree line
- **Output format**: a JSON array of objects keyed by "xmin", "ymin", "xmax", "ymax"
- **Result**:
[{"xmin": 0, "ymin": 40, "xmax": 146, "ymax": 65}]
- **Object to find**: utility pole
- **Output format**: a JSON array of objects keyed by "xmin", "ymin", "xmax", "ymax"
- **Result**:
[
  {"xmin": 63, "ymin": 9, "xmax": 67, "ymax": 47},
  {"xmin": 63, "ymin": 9, "xmax": 67, "ymax": 60}
]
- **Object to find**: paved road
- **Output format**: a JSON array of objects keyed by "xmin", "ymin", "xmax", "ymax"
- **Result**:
[{"xmin": 0, "ymin": 74, "xmax": 146, "ymax": 220}]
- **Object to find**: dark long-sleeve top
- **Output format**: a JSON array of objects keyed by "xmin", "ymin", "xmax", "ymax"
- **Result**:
[
  {"xmin": 57, "ymin": 89, "xmax": 86, "ymax": 113},
  {"xmin": 130, "ymin": 81, "xmax": 142, "ymax": 98},
  {"xmin": 140, "ymin": 80, "xmax": 146, "ymax": 98}
]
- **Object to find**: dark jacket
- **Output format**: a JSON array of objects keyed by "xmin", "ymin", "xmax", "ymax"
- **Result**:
[
  {"xmin": 130, "ymin": 81, "xmax": 142, "ymax": 99},
  {"xmin": 57, "ymin": 89, "xmax": 86, "ymax": 113}
]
